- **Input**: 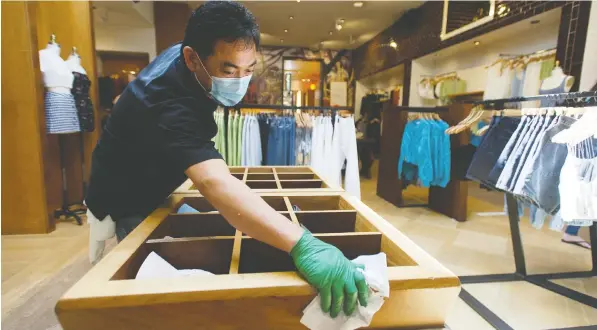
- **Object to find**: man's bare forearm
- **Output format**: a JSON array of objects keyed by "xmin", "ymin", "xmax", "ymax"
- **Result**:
[{"xmin": 186, "ymin": 160, "xmax": 303, "ymax": 253}]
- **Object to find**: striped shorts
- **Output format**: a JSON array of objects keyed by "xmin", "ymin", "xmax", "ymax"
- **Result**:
[{"xmin": 45, "ymin": 92, "xmax": 81, "ymax": 134}]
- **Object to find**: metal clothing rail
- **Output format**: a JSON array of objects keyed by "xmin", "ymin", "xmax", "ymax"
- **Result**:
[
  {"xmin": 232, "ymin": 103, "xmax": 354, "ymax": 111},
  {"xmin": 472, "ymin": 90, "xmax": 597, "ymax": 107},
  {"xmin": 395, "ymin": 106, "xmax": 449, "ymax": 113},
  {"xmin": 459, "ymin": 91, "xmax": 597, "ymax": 330}
]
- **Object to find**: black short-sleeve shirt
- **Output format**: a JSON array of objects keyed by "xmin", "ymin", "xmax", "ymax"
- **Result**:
[{"xmin": 85, "ymin": 44, "xmax": 222, "ymax": 221}]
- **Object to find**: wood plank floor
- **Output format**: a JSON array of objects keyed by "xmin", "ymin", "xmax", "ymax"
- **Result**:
[
  {"xmin": 2, "ymin": 222, "xmax": 90, "ymax": 319},
  {"xmin": 2, "ymin": 162, "xmax": 595, "ymax": 329}
]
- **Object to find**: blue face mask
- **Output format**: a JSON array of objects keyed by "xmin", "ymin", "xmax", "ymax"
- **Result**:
[{"xmin": 194, "ymin": 53, "xmax": 252, "ymax": 106}]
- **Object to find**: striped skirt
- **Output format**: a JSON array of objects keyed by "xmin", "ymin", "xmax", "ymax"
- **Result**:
[{"xmin": 45, "ymin": 92, "xmax": 81, "ymax": 134}]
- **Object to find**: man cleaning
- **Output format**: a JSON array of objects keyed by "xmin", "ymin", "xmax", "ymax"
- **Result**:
[{"xmin": 85, "ymin": 1, "xmax": 368, "ymax": 319}]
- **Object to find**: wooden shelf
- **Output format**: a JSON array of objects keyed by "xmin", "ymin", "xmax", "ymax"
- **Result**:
[
  {"xmin": 56, "ymin": 189, "xmax": 460, "ymax": 329},
  {"xmin": 176, "ymin": 166, "xmax": 341, "ymax": 194}
]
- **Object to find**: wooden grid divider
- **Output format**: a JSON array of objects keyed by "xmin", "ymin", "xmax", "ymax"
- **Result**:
[
  {"xmin": 283, "ymin": 197, "xmax": 300, "ymax": 225},
  {"xmin": 56, "ymin": 191, "xmax": 460, "ymax": 329},
  {"xmin": 272, "ymin": 168, "xmax": 283, "ymax": 189},
  {"xmin": 242, "ymin": 168, "xmax": 249, "ymax": 183},
  {"xmin": 229, "ymin": 230, "xmax": 242, "ymax": 274}
]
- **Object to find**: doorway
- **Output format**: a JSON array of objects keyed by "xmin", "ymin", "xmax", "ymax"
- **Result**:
[{"xmin": 282, "ymin": 58, "xmax": 323, "ymax": 107}]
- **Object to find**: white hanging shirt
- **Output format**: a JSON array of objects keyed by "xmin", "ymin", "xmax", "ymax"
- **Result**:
[{"xmin": 39, "ymin": 45, "xmax": 74, "ymax": 89}]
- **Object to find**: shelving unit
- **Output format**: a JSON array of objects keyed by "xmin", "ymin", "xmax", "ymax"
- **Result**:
[
  {"xmin": 174, "ymin": 166, "xmax": 342, "ymax": 193},
  {"xmin": 56, "ymin": 191, "xmax": 460, "ymax": 329}
]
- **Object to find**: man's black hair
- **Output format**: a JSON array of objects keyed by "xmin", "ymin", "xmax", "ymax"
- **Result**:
[{"xmin": 182, "ymin": 1, "xmax": 260, "ymax": 59}]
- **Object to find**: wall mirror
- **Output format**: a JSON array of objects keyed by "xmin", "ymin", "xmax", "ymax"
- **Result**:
[{"xmin": 441, "ymin": 0, "xmax": 495, "ymax": 41}]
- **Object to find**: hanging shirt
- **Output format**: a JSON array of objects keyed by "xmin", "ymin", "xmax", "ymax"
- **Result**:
[{"xmin": 85, "ymin": 43, "xmax": 221, "ymax": 221}]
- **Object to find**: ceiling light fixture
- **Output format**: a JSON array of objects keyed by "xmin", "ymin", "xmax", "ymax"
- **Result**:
[
  {"xmin": 335, "ymin": 18, "xmax": 344, "ymax": 31},
  {"xmin": 289, "ymin": 15, "xmax": 294, "ymax": 20},
  {"xmin": 280, "ymin": 39, "xmax": 284, "ymax": 43},
  {"xmin": 389, "ymin": 40, "xmax": 398, "ymax": 49},
  {"xmin": 474, "ymin": 40, "xmax": 480, "ymax": 46},
  {"xmin": 353, "ymin": 1, "xmax": 364, "ymax": 7},
  {"xmin": 284, "ymin": 29, "xmax": 288, "ymax": 33},
  {"xmin": 296, "ymin": 0, "xmax": 300, "ymax": 2},
  {"xmin": 329, "ymin": 31, "xmax": 333, "ymax": 35}
]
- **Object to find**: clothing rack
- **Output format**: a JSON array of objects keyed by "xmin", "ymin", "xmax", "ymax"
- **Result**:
[
  {"xmin": 498, "ymin": 47, "xmax": 556, "ymax": 59},
  {"xmin": 377, "ymin": 104, "xmax": 471, "ymax": 221},
  {"xmin": 420, "ymin": 71, "xmax": 457, "ymax": 78},
  {"xmin": 393, "ymin": 106, "xmax": 451, "ymax": 207},
  {"xmin": 232, "ymin": 104, "xmax": 353, "ymax": 111},
  {"xmin": 473, "ymin": 90, "xmax": 597, "ymax": 107},
  {"xmin": 459, "ymin": 92, "xmax": 597, "ymax": 330},
  {"xmin": 396, "ymin": 106, "xmax": 449, "ymax": 113}
]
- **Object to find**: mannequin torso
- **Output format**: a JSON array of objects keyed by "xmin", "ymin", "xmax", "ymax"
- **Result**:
[
  {"xmin": 66, "ymin": 54, "xmax": 87, "ymax": 75},
  {"xmin": 540, "ymin": 66, "xmax": 574, "ymax": 93},
  {"xmin": 39, "ymin": 43, "xmax": 74, "ymax": 92}
]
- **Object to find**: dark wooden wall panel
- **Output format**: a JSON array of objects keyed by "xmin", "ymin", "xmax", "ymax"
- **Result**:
[
  {"xmin": 154, "ymin": 2, "xmax": 192, "ymax": 55},
  {"xmin": 353, "ymin": 1, "xmax": 591, "ymax": 91}
]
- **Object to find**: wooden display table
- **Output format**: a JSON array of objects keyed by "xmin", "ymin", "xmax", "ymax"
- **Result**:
[
  {"xmin": 56, "ymin": 191, "xmax": 460, "ymax": 329},
  {"xmin": 174, "ymin": 166, "xmax": 341, "ymax": 194}
]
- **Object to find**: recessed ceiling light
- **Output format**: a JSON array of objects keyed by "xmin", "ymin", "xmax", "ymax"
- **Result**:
[
  {"xmin": 353, "ymin": 1, "xmax": 364, "ymax": 7},
  {"xmin": 296, "ymin": 0, "xmax": 300, "ymax": 2},
  {"xmin": 280, "ymin": 39, "xmax": 284, "ymax": 43},
  {"xmin": 474, "ymin": 40, "xmax": 480, "ymax": 46},
  {"xmin": 329, "ymin": 31, "xmax": 333, "ymax": 35},
  {"xmin": 289, "ymin": 16, "xmax": 294, "ymax": 20},
  {"xmin": 284, "ymin": 29, "xmax": 289, "ymax": 33}
]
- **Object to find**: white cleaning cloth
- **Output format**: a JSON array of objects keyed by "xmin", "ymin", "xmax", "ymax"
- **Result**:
[
  {"xmin": 87, "ymin": 209, "xmax": 116, "ymax": 265},
  {"xmin": 136, "ymin": 251, "xmax": 215, "ymax": 280},
  {"xmin": 301, "ymin": 252, "xmax": 389, "ymax": 330}
]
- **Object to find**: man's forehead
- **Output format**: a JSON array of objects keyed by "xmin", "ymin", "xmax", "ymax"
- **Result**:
[{"xmin": 212, "ymin": 40, "xmax": 256, "ymax": 67}]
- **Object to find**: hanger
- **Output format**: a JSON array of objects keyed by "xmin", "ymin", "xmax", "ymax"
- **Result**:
[
  {"xmin": 552, "ymin": 106, "xmax": 597, "ymax": 144},
  {"xmin": 446, "ymin": 106, "xmax": 479, "ymax": 134}
]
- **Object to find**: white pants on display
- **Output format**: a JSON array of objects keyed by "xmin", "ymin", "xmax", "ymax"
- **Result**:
[{"xmin": 330, "ymin": 117, "xmax": 361, "ymax": 199}]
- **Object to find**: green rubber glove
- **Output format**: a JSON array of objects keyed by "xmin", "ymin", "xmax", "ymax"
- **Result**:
[{"xmin": 290, "ymin": 230, "xmax": 369, "ymax": 318}]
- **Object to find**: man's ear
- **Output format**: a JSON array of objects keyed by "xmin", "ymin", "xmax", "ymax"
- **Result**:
[{"xmin": 182, "ymin": 46, "xmax": 197, "ymax": 71}]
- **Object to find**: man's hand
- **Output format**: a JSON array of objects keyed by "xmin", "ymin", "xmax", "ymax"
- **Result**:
[{"xmin": 291, "ymin": 230, "xmax": 369, "ymax": 318}]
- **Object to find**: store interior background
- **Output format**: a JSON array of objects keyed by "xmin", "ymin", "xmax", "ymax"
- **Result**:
[{"xmin": 2, "ymin": 1, "xmax": 597, "ymax": 330}]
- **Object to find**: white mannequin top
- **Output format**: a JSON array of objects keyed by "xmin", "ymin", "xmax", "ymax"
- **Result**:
[
  {"xmin": 66, "ymin": 54, "xmax": 86, "ymax": 75},
  {"xmin": 39, "ymin": 43, "xmax": 74, "ymax": 91},
  {"xmin": 540, "ymin": 66, "xmax": 574, "ymax": 92}
]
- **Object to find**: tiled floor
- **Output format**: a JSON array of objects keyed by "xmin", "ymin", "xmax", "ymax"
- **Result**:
[
  {"xmin": 360, "ymin": 163, "xmax": 596, "ymax": 329},
  {"xmin": 2, "ymin": 163, "xmax": 595, "ymax": 329}
]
